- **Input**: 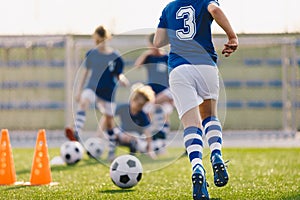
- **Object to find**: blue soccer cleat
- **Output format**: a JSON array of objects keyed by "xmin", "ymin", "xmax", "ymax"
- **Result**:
[
  {"xmin": 211, "ymin": 154, "xmax": 229, "ymax": 187},
  {"xmin": 192, "ymin": 171, "xmax": 209, "ymax": 200}
]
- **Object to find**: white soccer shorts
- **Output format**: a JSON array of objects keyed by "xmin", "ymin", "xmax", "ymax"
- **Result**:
[
  {"xmin": 81, "ymin": 88, "xmax": 116, "ymax": 116},
  {"xmin": 169, "ymin": 64, "xmax": 219, "ymax": 119}
]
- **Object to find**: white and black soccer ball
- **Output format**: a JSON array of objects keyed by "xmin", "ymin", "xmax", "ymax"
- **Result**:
[
  {"xmin": 60, "ymin": 141, "xmax": 84, "ymax": 165},
  {"xmin": 84, "ymin": 137, "xmax": 104, "ymax": 159},
  {"xmin": 110, "ymin": 155, "xmax": 143, "ymax": 189}
]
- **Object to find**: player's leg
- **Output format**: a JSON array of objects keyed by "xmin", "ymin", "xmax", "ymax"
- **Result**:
[
  {"xmin": 103, "ymin": 114, "xmax": 116, "ymax": 160},
  {"xmin": 181, "ymin": 107, "xmax": 204, "ymax": 172},
  {"xmin": 155, "ymin": 88, "xmax": 173, "ymax": 136},
  {"xmin": 152, "ymin": 129, "xmax": 167, "ymax": 155},
  {"xmin": 117, "ymin": 132, "xmax": 138, "ymax": 155},
  {"xmin": 200, "ymin": 100, "xmax": 228, "ymax": 187},
  {"xmin": 150, "ymin": 105, "xmax": 169, "ymax": 140},
  {"xmin": 161, "ymin": 102, "xmax": 173, "ymax": 136},
  {"xmin": 169, "ymin": 65, "xmax": 209, "ymax": 200},
  {"xmin": 144, "ymin": 101, "xmax": 170, "ymax": 155},
  {"xmin": 154, "ymin": 89, "xmax": 173, "ymax": 105},
  {"xmin": 194, "ymin": 64, "xmax": 228, "ymax": 187},
  {"xmin": 181, "ymin": 108, "xmax": 209, "ymax": 200},
  {"xmin": 65, "ymin": 89, "xmax": 94, "ymax": 141},
  {"xmin": 97, "ymin": 99, "xmax": 118, "ymax": 161}
]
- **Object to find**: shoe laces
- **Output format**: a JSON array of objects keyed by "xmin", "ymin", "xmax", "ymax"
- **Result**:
[{"xmin": 224, "ymin": 159, "xmax": 230, "ymax": 168}]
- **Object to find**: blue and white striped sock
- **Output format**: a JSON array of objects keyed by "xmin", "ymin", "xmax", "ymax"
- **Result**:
[
  {"xmin": 107, "ymin": 129, "xmax": 117, "ymax": 156},
  {"xmin": 74, "ymin": 110, "xmax": 86, "ymax": 136},
  {"xmin": 183, "ymin": 126, "xmax": 204, "ymax": 173},
  {"xmin": 202, "ymin": 116, "xmax": 222, "ymax": 157}
]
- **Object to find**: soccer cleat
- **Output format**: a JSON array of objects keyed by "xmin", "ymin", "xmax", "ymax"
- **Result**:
[
  {"xmin": 65, "ymin": 127, "xmax": 79, "ymax": 141},
  {"xmin": 192, "ymin": 171, "xmax": 209, "ymax": 200},
  {"xmin": 211, "ymin": 154, "xmax": 229, "ymax": 187}
]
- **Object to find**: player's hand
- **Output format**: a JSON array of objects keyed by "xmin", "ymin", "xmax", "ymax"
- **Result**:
[
  {"xmin": 118, "ymin": 74, "xmax": 130, "ymax": 87},
  {"xmin": 222, "ymin": 38, "xmax": 238, "ymax": 57},
  {"xmin": 146, "ymin": 142, "xmax": 157, "ymax": 159},
  {"xmin": 119, "ymin": 78, "xmax": 130, "ymax": 87},
  {"xmin": 147, "ymin": 150, "xmax": 157, "ymax": 160}
]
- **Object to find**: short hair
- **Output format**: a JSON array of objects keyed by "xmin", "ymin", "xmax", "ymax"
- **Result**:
[
  {"xmin": 94, "ymin": 25, "xmax": 109, "ymax": 39},
  {"xmin": 131, "ymin": 83, "xmax": 155, "ymax": 103}
]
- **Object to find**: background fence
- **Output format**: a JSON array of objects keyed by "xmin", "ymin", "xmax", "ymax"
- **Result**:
[{"xmin": 0, "ymin": 34, "xmax": 299, "ymax": 136}]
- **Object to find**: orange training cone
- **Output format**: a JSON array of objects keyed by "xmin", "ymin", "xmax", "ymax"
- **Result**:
[
  {"xmin": 28, "ymin": 129, "xmax": 57, "ymax": 185},
  {"xmin": 0, "ymin": 129, "xmax": 17, "ymax": 185}
]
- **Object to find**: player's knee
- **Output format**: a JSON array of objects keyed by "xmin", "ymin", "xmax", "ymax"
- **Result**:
[{"xmin": 78, "ymin": 99, "xmax": 90, "ymax": 110}]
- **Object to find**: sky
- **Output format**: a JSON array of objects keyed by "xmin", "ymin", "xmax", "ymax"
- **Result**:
[{"xmin": 1, "ymin": 0, "xmax": 300, "ymax": 35}]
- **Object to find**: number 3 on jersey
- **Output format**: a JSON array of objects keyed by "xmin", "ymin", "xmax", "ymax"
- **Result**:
[{"xmin": 176, "ymin": 6, "xmax": 196, "ymax": 40}]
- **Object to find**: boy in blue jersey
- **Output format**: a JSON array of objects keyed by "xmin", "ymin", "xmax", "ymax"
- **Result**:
[
  {"xmin": 135, "ymin": 33, "xmax": 170, "ymax": 99},
  {"xmin": 135, "ymin": 33, "xmax": 173, "ymax": 149},
  {"xmin": 154, "ymin": 1, "xmax": 238, "ymax": 199},
  {"xmin": 112, "ymin": 83, "xmax": 157, "ymax": 160},
  {"xmin": 65, "ymin": 25, "xmax": 129, "ymax": 161}
]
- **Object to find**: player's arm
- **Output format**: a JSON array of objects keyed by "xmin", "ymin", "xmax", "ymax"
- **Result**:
[
  {"xmin": 141, "ymin": 111, "xmax": 156, "ymax": 159},
  {"xmin": 134, "ymin": 50, "xmax": 151, "ymax": 68},
  {"xmin": 143, "ymin": 127, "xmax": 157, "ymax": 159},
  {"xmin": 153, "ymin": 28, "xmax": 169, "ymax": 48},
  {"xmin": 113, "ymin": 56, "xmax": 130, "ymax": 87},
  {"xmin": 208, "ymin": 3, "xmax": 238, "ymax": 57},
  {"xmin": 116, "ymin": 73, "xmax": 130, "ymax": 87}
]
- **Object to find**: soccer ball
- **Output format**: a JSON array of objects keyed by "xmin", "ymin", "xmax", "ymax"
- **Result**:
[
  {"xmin": 110, "ymin": 155, "xmax": 143, "ymax": 189},
  {"xmin": 84, "ymin": 137, "xmax": 104, "ymax": 159},
  {"xmin": 60, "ymin": 141, "xmax": 84, "ymax": 165}
]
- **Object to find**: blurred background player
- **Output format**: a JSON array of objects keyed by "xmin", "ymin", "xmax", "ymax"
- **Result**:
[
  {"xmin": 111, "ymin": 83, "xmax": 158, "ymax": 161},
  {"xmin": 154, "ymin": 0, "xmax": 238, "ymax": 199},
  {"xmin": 134, "ymin": 33, "xmax": 173, "ymax": 147},
  {"xmin": 65, "ymin": 25, "xmax": 129, "ymax": 160}
]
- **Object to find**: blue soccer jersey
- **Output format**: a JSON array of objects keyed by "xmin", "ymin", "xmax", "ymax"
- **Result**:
[
  {"xmin": 143, "ymin": 54, "xmax": 169, "ymax": 94},
  {"xmin": 115, "ymin": 104, "xmax": 150, "ymax": 134},
  {"xmin": 157, "ymin": 0, "xmax": 219, "ymax": 70},
  {"xmin": 83, "ymin": 49, "xmax": 124, "ymax": 102}
]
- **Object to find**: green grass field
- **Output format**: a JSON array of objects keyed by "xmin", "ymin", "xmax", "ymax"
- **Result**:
[{"xmin": 1, "ymin": 147, "xmax": 299, "ymax": 200}]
